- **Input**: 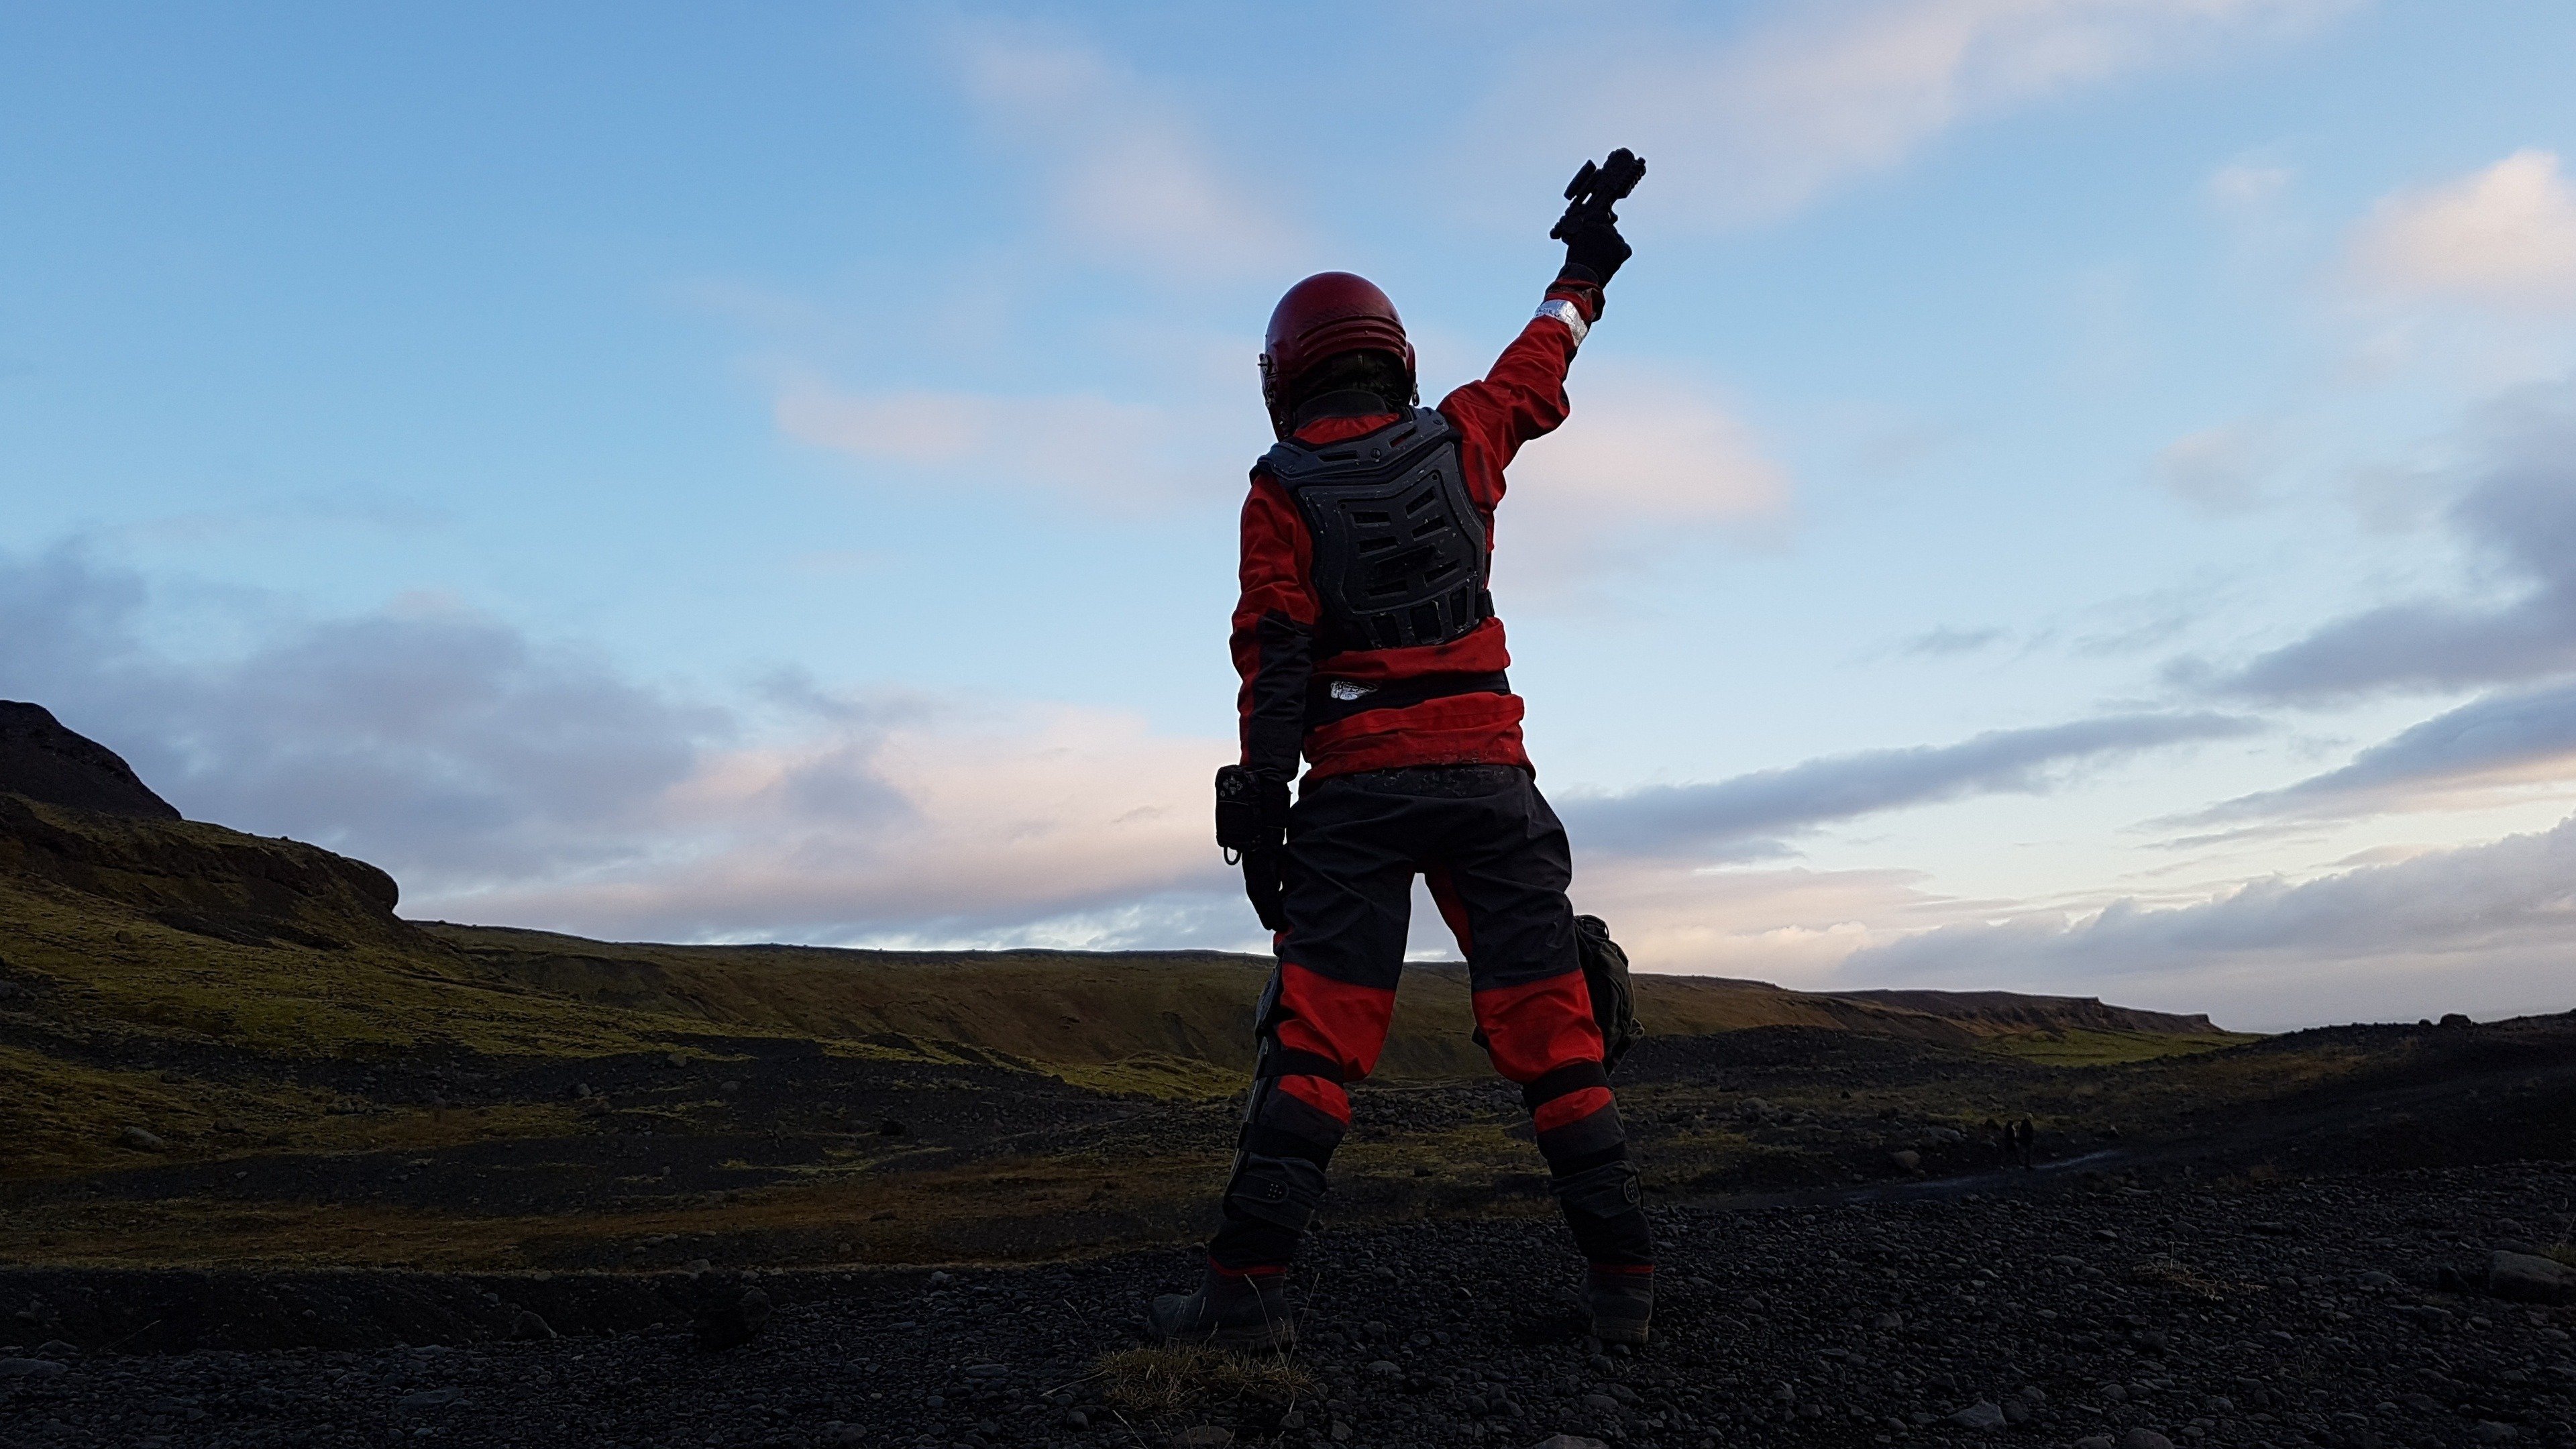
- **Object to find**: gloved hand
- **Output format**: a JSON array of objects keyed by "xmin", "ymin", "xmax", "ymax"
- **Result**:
[
  {"xmin": 1560, "ymin": 218, "xmax": 1631, "ymax": 286},
  {"xmin": 1216, "ymin": 765, "xmax": 1293, "ymax": 931},
  {"xmin": 1240, "ymin": 849, "xmax": 1288, "ymax": 932}
]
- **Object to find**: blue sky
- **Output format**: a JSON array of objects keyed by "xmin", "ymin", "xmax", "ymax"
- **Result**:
[{"xmin": 8, "ymin": 1, "xmax": 2576, "ymax": 1028}]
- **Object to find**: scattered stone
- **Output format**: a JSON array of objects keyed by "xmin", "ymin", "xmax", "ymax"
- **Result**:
[
  {"xmin": 1368, "ymin": 1359, "xmax": 1401, "ymax": 1377},
  {"xmin": 692, "ymin": 1286, "xmax": 772, "ymax": 1351},
  {"xmin": 510, "ymin": 1309, "xmax": 555, "ymax": 1341},
  {"xmin": 2472, "ymin": 1424, "xmax": 2520, "ymax": 1444},
  {"xmin": 2489, "ymin": 1250, "xmax": 2573, "ymax": 1304},
  {"xmin": 32, "ymin": 1340, "xmax": 78, "ymax": 1359},
  {"xmin": 2073, "ymin": 1438, "xmax": 2115, "ymax": 1449},
  {"xmin": 398, "ymin": 1388, "xmax": 465, "ymax": 1410},
  {"xmin": 1527, "ymin": 1438, "xmax": 1609, "ymax": 1449},
  {"xmin": 117, "ymin": 1125, "xmax": 165, "ymax": 1152},
  {"xmin": 1890, "ymin": 1150, "xmax": 1922, "ymax": 1173},
  {"xmin": 1172, "ymin": 1428, "xmax": 1232, "ymax": 1448},
  {"xmin": 0, "ymin": 1357, "xmax": 66, "ymax": 1379},
  {"xmin": 2121, "ymin": 1430, "xmax": 2174, "ymax": 1449},
  {"xmin": 1949, "ymin": 1400, "xmax": 2007, "ymax": 1428}
]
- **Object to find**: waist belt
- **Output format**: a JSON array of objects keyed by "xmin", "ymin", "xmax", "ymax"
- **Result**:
[{"xmin": 1304, "ymin": 669, "xmax": 1509, "ymax": 729}]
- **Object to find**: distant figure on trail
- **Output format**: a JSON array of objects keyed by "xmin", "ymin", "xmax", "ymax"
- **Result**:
[
  {"xmin": 2010, "ymin": 1116, "xmax": 2036, "ymax": 1169},
  {"xmin": 1156, "ymin": 156, "xmax": 1653, "ymax": 1352}
]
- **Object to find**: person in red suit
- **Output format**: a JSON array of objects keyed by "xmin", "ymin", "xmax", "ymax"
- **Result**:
[{"xmin": 1150, "ymin": 191, "xmax": 1653, "ymax": 1350}]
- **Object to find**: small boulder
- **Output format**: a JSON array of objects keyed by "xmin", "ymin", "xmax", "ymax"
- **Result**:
[
  {"xmin": 398, "ymin": 1388, "xmax": 465, "ymax": 1410},
  {"xmin": 117, "ymin": 1125, "xmax": 166, "ymax": 1152},
  {"xmin": 0, "ymin": 1358, "xmax": 66, "ymax": 1379},
  {"xmin": 1173, "ymin": 1429, "xmax": 1233, "ymax": 1448},
  {"xmin": 2471, "ymin": 1425, "xmax": 2519, "ymax": 1444},
  {"xmin": 1947, "ymin": 1401, "xmax": 2007, "ymax": 1429},
  {"xmin": 2489, "ymin": 1251, "xmax": 2573, "ymax": 1305},
  {"xmin": 509, "ymin": 1309, "xmax": 555, "ymax": 1341},
  {"xmin": 1527, "ymin": 1438, "xmax": 1609, "ymax": 1449},
  {"xmin": 693, "ymin": 1286, "xmax": 772, "ymax": 1351},
  {"xmin": 2121, "ymin": 1430, "xmax": 2174, "ymax": 1449},
  {"xmin": 1890, "ymin": 1150, "xmax": 1922, "ymax": 1173}
]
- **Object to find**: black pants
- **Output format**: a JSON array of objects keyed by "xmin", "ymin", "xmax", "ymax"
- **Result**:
[{"xmin": 1208, "ymin": 765, "xmax": 1654, "ymax": 1274}]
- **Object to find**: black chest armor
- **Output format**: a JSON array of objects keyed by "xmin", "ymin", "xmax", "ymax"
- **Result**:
[{"xmin": 1263, "ymin": 408, "xmax": 1493, "ymax": 653}]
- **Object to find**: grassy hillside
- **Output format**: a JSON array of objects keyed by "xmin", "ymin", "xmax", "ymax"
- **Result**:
[
  {"xmin": 0, "ymin": 790, "xmax": 2260, "ymax": 1182},
  {"xmin": 423, "ymin": 924, "xmax": 2240, "ymax": 1083},
  {"xmin": 11, "ymin": 789, "xmax": 2395, "ymax": 1276}
]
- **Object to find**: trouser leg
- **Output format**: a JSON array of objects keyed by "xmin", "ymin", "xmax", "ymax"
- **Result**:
[
  {"xmin": 1428, "ymin": 775, "xmax": 1654, "ymax": 1272},
  {"xmin": 1206, "ymin": 781, "xmax": 1415, "ymax": 1273}
]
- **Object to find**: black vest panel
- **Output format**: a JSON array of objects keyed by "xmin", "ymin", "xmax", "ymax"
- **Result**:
[{"xmin": 1263, "ymin": 409, "xmax": 1492, "ymax": 653}]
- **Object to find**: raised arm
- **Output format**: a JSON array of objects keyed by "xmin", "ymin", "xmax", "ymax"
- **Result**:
[{"xmin": 1438, "ymin": 221, "xmax": 1632, "ymax": 503}]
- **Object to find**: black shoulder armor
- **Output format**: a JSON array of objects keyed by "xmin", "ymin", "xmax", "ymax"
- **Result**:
[{"xmin": 1262, "ymin": 408, "xmax": 1491, "ymax": 653}]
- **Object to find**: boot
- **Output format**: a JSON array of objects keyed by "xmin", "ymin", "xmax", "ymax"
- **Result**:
[
  {"xmin": 1586, "ymin": 1268, "xmax": 1652, "ymax": 1346},
  {"xmin": 1148, "ymin": 1267, "xmax": 1294, "ymax": 1351}
]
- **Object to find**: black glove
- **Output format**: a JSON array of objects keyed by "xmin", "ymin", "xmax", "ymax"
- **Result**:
[
  {"xmin": 1240, "ymin": 849, "xmax": 1287, "ymax": 932},
  {"xmin": 1560, "ymin": 219, "xmax": 1631, "ymax": 286},
  {"xmin": 1216, "ymin": 765, "xmax": 1293, "ymax": 931}
]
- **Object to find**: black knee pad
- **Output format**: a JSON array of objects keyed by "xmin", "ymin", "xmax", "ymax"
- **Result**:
[
  {"xmin": 1551, "ymin": 1157, "xmax": 1643, "ymax": 1220},
  {"xmin": 1224, "ymin": 1150, "xmax": 1328, "ymax": 1232}
]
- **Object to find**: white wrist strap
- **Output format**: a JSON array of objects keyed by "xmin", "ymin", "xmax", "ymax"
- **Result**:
[{"xmin": 1536, "ymin": 297, "xmax": 1589, "ymax": 346}]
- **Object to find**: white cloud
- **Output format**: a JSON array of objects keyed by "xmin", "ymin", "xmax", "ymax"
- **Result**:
[
  {"xmin": 1560, "ymin": 710, "xmax": 2259, "ymax": 861},
  {"xmin": 1570, "ymin": 859, "xmax": 1968, "ymax": 986},
  {"xmin": 2351, "ymin": 149, "xmax": 2576, "ymax": 311},
  {"xmin": 2208, "ymin": 160, "xmax": 2292, "ymax": 211},
  {"xmin": 954, "ymin": 23, "xmax": 1299, "ymax": 281},
  {"xmin": 2194, "ymin": 376, "xmax": 2576, "ymax": 701},
  {"xmin": 1514, "ymin": 0, "xmax": 2349, "ymax": 228},
  {"xmin": 1839, "ymin": 812, "xmax": 2576, "ymax": 1027},
  {"xmin": 2190, "ymin": 678, "xmax": 2576, "ymax": 824},
  {"xmin": 446, "ymin": 700, "xmax": 1231, "ymax": 945},
  {"xmin": 2153, "ymin": 417, "xmax": 2279, "ymax": 513},
  {"xmin": 1499, "ymin": 364, "xmax": 1790, "ymax": 578},
  {"xmin": 0, "ymin": 548, "xmax": 1238, "ymax": 945},
  {"xmin": 774, "ymin": 378, "xmax": 1216, "ymax": 508}
]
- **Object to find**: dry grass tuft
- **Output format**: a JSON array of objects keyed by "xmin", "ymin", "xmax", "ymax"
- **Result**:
[
  {"xmin": 2545, "ymin": 1243, "xmax": 2576, "ymax": 1271},
  {"xmin": 1095, "ymin": 1346, "xmax": 1313, "ymax": 1417}
]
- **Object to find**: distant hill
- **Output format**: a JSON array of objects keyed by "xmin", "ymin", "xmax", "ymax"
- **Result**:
[
  {"xmin": 0, "ymin": 701, "xmax": 179, "ymax": 820},
  {"xmin": 421, "ymin": 923, "xmax": 2225, "ymax": 1082}
]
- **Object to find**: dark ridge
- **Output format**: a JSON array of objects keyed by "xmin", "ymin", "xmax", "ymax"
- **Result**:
[
  {"xmin": 1835, "ymin": 987, "xmax": 2220, "ymax": 1034},
  {"xmin": 0, "ymin": 700, "xmax": 178, "ymax": 820}
]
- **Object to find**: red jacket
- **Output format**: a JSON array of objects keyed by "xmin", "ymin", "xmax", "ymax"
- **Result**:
[{"xmin": 1232, "ymin": 279, "xmax": 1600, "ymax": 783}]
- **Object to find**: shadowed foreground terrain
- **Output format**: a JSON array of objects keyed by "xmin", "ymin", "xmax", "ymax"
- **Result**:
[
  {"xmin": 4, "ymin": 709, "xmax": 2575, "ymax": 1448},
  {"xmin": 7, "ymin": 1164, "xmax": 2574, "ymax": 1448}
]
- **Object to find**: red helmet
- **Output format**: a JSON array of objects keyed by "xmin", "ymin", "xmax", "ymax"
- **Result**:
[{"xmin": 1259, "ymin": 272, "xmax": 1415, "ymax": 435}]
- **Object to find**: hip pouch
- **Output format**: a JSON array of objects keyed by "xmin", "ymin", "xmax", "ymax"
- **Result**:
[{"xmin": 1578, "ymin": 914, "xmax": 1642, "ymax": 1072}]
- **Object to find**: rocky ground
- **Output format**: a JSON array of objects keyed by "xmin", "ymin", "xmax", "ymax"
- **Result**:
[{"xmin": 7, "ymin": 1161, "xmax": 2574, "ymax": 1449}]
